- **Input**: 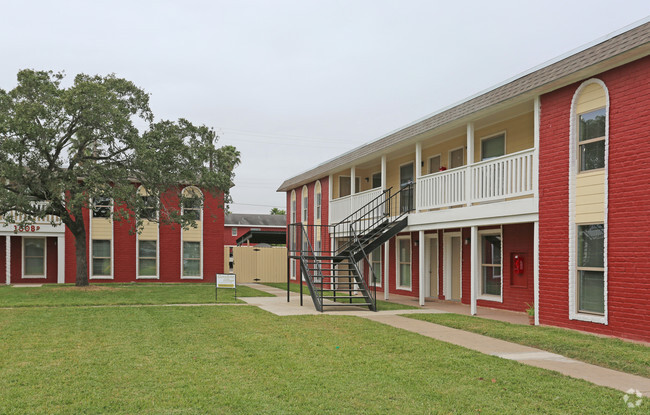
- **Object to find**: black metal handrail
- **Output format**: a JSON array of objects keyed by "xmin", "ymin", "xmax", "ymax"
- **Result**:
[{"xmin": 350, "ymin": 224, "xmax": 377, "ymax": 311}]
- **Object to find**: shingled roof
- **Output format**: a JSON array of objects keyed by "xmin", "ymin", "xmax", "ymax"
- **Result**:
[
  {"xmin": 225, "ymin": 213, "xmax": 286, "ymax": 227},
  {"xmin": 278, "ymin": 20, "xmax": 650, "ymax": 192}
]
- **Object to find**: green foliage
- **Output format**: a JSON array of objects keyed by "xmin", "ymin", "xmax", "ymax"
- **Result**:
[
  {"xmin": 406, "ymin": 313, "xmax": 650, "ymax": 378},
  {"xmin": 0, "ymin": 70, "xmax": 240, "ymax": 285},
  {"xmin": 0, "ymin": 306, "xmax": 634, "ymax": 414},
  {"xmin": 270, "ymin": 207, "xmax": 285, "ymax": 215}
]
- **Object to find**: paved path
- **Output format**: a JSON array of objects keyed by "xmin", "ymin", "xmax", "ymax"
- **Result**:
[{"xmin": 241, "ymin": 284, "xmax": 650, "ymax": 397}]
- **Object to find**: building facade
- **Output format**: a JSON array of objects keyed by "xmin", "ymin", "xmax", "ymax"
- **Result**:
[
  {"xmin": 278, "ymin": 21, "xmax": 650, "ymax": 342},
  {"xmin": 1, "ymin": 186, "xmax": 225, "ymax": 284}
]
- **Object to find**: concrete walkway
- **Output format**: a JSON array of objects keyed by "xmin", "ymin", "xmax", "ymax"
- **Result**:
[{"xmin": 241, "ymin": 284, "xmax": 650, "ymax": 397}]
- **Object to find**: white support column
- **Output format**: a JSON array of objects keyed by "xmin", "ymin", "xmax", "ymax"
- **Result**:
[
  {"xmin": 5, "ymin": 236, "xmax": 10, "ymax": 285},
  {"xmin": 381, "ymin": 155, "xmax": 387, "ymax": 191},
  {"xmin": 350, "ymin": 166, "xmax": 356, "ymax": 195},
  {"xmin": 57, "ymin": 235, "xmax": 65, "ymax": 284},
  {"xmin": 533, "ymin": 96, "xmax": 540, "ymax": 207},
  {"xmin": 415, "ymin": 143, "xmax": 422, "ymax": 212},
  {"xmin": 418, "ymin": 230, "xmax": 425, "ymax": 306},
  {"xmin": 328, "ymin": 174, "xmax": 333, "ymax": 225},
  {"xmin": 470, "ymin": 226, "xmax": 478, "ymax": 315},
  {"xmin": 466, "ymin": 122, "xmax": 474, "ymax": 207},
  {"xmin": 534, "ymin": 221, "xmax": 539, "ymax": 325},
  {"xmin": 383, "ymin": 241, "xmax": 389, "ymax": 300}
]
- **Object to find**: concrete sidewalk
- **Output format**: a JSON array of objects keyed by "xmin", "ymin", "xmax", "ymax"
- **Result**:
[{"xmin": 242, "ymin": 284, "xmax": 650, "ymax": 397}]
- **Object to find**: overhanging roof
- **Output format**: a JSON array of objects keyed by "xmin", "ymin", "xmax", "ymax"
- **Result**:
[
  {"xmin": 277, "ymin": 19, "xmax": 650, "ymax": 192},
  {"xmin": 236, "ymin": 230, "xmax": 286, "ymax": 246}
]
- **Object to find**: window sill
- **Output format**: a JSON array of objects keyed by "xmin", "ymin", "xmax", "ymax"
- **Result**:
[
  {"xmin": 136, "ymin": 276, "xmax": 159, "ymax": 280},
  {"xmin": 22, "ymin": 275, "xmax": 47, "ymax": 279},
  {"xmin": 569, "ymin": 311, "xmax": 607, "ymax": 325},
  {"xmin": 181, "ymin": 276, "xmax": 203, "ymax": 280},
  {"xmin": 90, "ymin": 275, "xmax": 114, "ymax": 280},
  {"xmin": 478, "ymin": 294, "xmax": 502, "ymax": 303}
]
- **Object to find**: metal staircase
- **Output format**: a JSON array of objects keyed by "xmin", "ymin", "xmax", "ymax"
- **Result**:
[{"xmin": 288, "ymin": 183, "xmax": 413, "ymax": 312}]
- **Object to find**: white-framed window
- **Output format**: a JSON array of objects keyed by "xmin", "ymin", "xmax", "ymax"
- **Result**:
[
  {"xmin": 183, "ymin": 241, "xmax": 201, "ymax": 277},
  {"xmin": 182, "ymin": 186, "xmax": 202, "ymax": 221},
  {"xmin": 396, "ymin": 236, "xmax": 411, "ymax": 290},
  {"xmin": 137, "ymin": 186, "xmax": 158, "ymax": 221},
  {"xmin": 92, "ymin": 196, "xmax": 112, "ymax": 218},
  {"xmin": 138, "ymin": 240, "xmax": 157, "ymax": 277},
  {"xmin": 23, "ymin": 237, "xmax": 46, "ymax": 278},
  {"xmin": 302, "ymin": 185, "xmax": 308, "ymax": 222},
  {"xmin": 479, "ymin": 230, "xmax": 502, "ymax": 300},
  {"xmin": 576, "ymin": 224, "xmax": 605, "ymax": 315},
  {"xmin": 428, "ymin": 155, "xmax": 441, "ymax": 174},
  {"xmin": 578, "ymin": 108, "xmax": 606, "ymax": 172},
  {"xmin": 481, "ymin": 132, "xmax": 506, "ymax": 161},
  {"xmin": 371, "ymin": 172, "xmax": 381, "ymax": 189},
  {"xmin": 315, "ymin": 181, "xmax": 322, "ymax": 221},
  {"xmin": 449, "ymin": 147, "xmax": 464, "ymax": 169},
  {"xmin": 569, "ymin": 79, "xmax": 609, "ymax": 325},
  {"xmin": 92, "ymin": 240, "xmax": 111, "ymax": 277},
  {"xmin": 370, "ymin": 246, "xmax": 382, "ymax": 287},
  {"xmin": 231, "ymin": 227, "xmax": 237, "ymax": 237}
]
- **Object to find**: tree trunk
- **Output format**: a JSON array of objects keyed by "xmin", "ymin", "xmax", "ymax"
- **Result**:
[{"xmin": 74, "ymin": 231, "xmax": 89, "ymax": 286}]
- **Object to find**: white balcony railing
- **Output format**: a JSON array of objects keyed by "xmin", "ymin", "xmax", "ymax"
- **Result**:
[
  {"xmin": 330, "ymin": 188, "xmax": 383, "ymax": 224},
  {"xmin": 0, "ymin": 201, "xmax": 63, "ymax": 232},
  {"xmin": 417, "ymin": 166, "xmax": 466, "ymax": 210},
  {"xmin": 470, "ymin": 149, "xmax": 534, "ymax": 203},
  {"xmin": 417, "ymin": 149, "xmax": 535, "ymax": 211}
]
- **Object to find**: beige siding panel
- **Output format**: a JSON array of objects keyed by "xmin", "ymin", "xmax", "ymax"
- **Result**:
[
  {"xmin": 91, "ymin": 218, "xmax": 112, "ymax": 239},
  {"xmin": 224, "ymin": 247, "xmax": 230, "ymax": 273},
  {"xmin": 232, "ymin": 246, "xmax": 287, "ymax": 283},
  {"xmin": 576, "ymin": 83, "xmax": 606, "ymax": 114},
  {"xmin": 575, "ymin": 170, "xmax": 605, "ymax": 223},
  {"xmin": 183, "ymin": 222, "xmax": 202, "ymax": 242},
  {"xmin": 140, "ymin": 221, "xmax": 158, "ymax": 240},
  {"xmin": 474, "ymin": 112, "xmax": 534, "ymax": 162},
  {"xmin": 576, "ymin": 212, "xmax": 605, "ymax": 224},
  {"xmin": 421, "ymin": 135, "xmax": 466, "ymax": 174}
]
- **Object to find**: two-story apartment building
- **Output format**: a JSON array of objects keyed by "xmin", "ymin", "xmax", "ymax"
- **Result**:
[
  {"xmin": 1, "ymin": 186, "xmax": 225, "ymax": 284},
  {"xmin": 278, "ymin": 21, "xmax": 650, "ymax": 342}
]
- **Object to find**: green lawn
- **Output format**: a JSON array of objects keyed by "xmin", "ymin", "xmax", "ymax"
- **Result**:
[
  {"xmin": 263, "ymin": 282, "xmax": 418, "ymax": 311},
  {"xmin": 0, "ymin": 283, "xmax": 273, "ymax": 307},
  {"xmin": 0, "ymin": 306, "xmax": 640, "ymax": 414},
  {"xmin": 405, "ymin": 313, "xmax": 650, "ymax": 378}
]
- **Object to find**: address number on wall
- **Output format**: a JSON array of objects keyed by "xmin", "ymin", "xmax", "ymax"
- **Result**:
[{"xmin": 14, "ymin": 225, "xmax": 41, "ymax": 232}]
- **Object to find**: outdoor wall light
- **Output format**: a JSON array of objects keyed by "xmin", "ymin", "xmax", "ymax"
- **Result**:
[{"xmin": 464, "ymin": 238, "xmax": 470, "ymax": 245}]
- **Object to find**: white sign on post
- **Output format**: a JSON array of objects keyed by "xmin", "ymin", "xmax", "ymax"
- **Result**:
[{"xmin": 216, "ymin": 273, "xmax": 236, "ymax": 302}]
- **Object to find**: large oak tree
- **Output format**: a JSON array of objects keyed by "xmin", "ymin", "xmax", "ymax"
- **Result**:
[{"xmin": 0, "ymin": 70, "xmax": 239, "ymax": 286}]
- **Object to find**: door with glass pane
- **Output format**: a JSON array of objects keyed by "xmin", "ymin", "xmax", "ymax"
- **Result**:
[{"xmin": 400, "ymin": 163, "xmax": 414, "ymax": 213}]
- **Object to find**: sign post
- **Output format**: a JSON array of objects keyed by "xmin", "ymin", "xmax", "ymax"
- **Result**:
[{"xmin": 216, "ymin": 273, "xmax": 236, "ymax": 303}]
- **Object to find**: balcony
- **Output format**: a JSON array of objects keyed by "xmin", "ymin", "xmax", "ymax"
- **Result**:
[
  {"xmin": 330, "ymin": 148, "xmax": 536, "ymax": 225},
  {"xmin": 0, "ymin": 202, "xmax": 64, "ymax": 234},
  {"xmin": 417, "ymin": 148, "xmax": 534, "ymax": 209}
]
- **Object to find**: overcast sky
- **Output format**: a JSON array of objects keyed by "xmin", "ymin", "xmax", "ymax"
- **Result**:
[{"xmin": 1, "ymin": 1, "xmax": 648, "ymax": 213}]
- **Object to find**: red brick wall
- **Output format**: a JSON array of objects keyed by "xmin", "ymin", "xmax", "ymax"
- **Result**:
[
  {"xmin": 113, "ymin": 208, "xmax": 137, "ymax": 283},
  {"xmin": 61, "ymin": 188, "xmax": 225, "ymax": 284},
  {"xmin": 539, "ymin": 56, "xmax": 650, "ymax": 342},
  {"xmin": 461, "ymin": 224, "xmax": 534, "ymax": 312}
]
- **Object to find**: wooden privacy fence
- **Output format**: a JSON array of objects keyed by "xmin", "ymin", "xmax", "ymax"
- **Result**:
[{"xmin": 223, "ymin": 246, "xmax": 287, "ymax": 283}]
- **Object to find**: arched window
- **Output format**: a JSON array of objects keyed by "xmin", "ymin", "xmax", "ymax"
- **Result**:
[
  {"xmin": 314, "ymin": 181, "xmax": 322, "ymax": 221},
  {"xmin": 569, "ymin": 79, "xmax": 608, "ymax": 324},
  {"xmin": 137, "ymin": 186, "xmax": 158, "ymax": 221},
  {"xmin": 302, "ymin": 185, "xmax": 308, "ymax": 223}
]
